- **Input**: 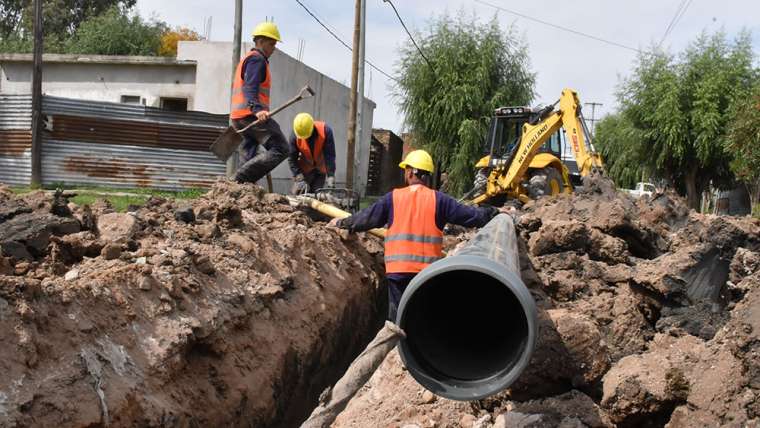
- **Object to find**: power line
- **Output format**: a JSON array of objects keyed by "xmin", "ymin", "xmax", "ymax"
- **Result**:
[
  {"xmin": 474, "ymin": 0, "xmax": 644, "ymax": 54},
  {"xmin": 659, "ymin": 0, "xmax": 688, "ymax": 47},
  {"xmin": 293, "ymin": 0, "xmax": 397, "ymax": 82},
  {"xmin": 382, "ymin": 0, "xmax": 436, "ymax": 73},
  {"xmin": 663, "ymin": 0, "xmax": 693, "ymax": 45}
]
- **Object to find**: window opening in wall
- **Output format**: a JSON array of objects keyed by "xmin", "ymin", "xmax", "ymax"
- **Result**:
[
  {"xmin": 120, "ymin": 95, "xmax": 141, "ymax": 105},
  {"xmin": 160, "ymin": 97, "xmax": 188, "ymax": 111}
]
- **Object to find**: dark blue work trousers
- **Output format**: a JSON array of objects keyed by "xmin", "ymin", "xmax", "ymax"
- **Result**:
[{"xmin": 387, "ymin": 274, "xmax": 415, "ymax": 322}]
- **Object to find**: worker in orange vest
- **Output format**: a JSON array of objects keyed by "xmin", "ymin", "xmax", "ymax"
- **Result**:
[
  {"xmin": 329, "ymin": 150, "xmax": 506, "ymax": 320},
  {"xmin": 289, "ymin": 113, "xmax": 337, "ymax": 194},
  {"xmin": 230, "ymin": 22, "xmax": 289, "ymax": 184}
]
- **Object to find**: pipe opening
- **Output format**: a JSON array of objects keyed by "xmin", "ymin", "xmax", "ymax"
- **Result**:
[{"xmin": 400, "ymin": 269, "xmax": 529, "ymax": 383}]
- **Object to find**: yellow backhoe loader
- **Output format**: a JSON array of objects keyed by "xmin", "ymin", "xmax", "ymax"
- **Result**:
[{"xmin": 464, "ymin": 88, "xmax": 605, "ymax": 205}]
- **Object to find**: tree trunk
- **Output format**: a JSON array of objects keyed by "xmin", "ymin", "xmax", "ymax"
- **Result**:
[
  {"xmin": 685, "ymin": 165, "xmax": 700, "ymax": 211},
  {"xmin": 748, "ymin": 179, "xmax": 760, "ymax": 215}
]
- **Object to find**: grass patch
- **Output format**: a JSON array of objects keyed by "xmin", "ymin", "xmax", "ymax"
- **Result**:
[
  {"xmin": 10, "ymin": 185, "xmax": 207, "ymax": 212},
  {"xmin": 360, "ymin": 195, "xmax": 382, "ymax": 210}
]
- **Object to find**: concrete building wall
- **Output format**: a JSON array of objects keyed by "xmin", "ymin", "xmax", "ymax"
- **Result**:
[
  {"xmin": 178, "ymin": 41, "xmax": 376, "ymax": 194},
  {"xmin": 0, "ymin": 59, "xmax": 196, "ymax": 109},
  {"xmin": 0, "ymin": 46, "xmax": 377, "ymax": 195}
]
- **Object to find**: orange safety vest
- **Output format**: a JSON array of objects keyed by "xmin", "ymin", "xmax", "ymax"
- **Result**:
[
  {"xmin": 296, "ymin": 121, "xmax": 328, "ymax": 174},
  {"xmin": 384, "ymin": 185, "xmax": 443, "ymax": 273},
  {"xmin": 230, "ymin": 50, "xmax": 271, "ymax": 120}
]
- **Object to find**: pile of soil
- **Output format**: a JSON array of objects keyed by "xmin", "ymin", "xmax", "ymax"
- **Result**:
[
  {"xmin": 0, "ymin": 181, "xmax": 386, "ymax": 427},
  {"xmin": 334, "ymin": 178, "xmax": 760, "ymax": 428}
]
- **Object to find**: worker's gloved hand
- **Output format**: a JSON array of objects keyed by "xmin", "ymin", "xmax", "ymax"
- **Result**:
[
  {"xmin": 291, "ymin": 174, "xmax": 309, "ymax": 195},
  {"xmin": 498, "ymin": 205, "xmax": 520, "ymax": 222},
  {"xmin": 255, "ymin": 110, "xmax": 270, "ymax": 122},
  {"xmin": 325, "ymin": 175, "xmax": 335, "ymax": 188}
]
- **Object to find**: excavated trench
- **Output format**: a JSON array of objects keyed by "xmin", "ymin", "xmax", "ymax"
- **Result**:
[
  {"xmin": 0, "ymin": 182, "xmax": 389, "ymax": 427},
  {"xmin": 331, "ymin": 181, "xmax": 760, "ymax": 427},
  {"xmin": 4, "ymin": 180, "xmax": 760, "ymax": 428}
]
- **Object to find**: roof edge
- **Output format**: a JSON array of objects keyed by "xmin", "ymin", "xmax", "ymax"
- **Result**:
[{"xmin": 0, "ymin": 53, "xmax": 196, "ymax": 66}]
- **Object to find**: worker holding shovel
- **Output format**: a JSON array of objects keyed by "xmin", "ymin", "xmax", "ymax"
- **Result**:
[
  {"xmin": 289, "ymin": 113, "xmax": 337, "ymax": 194},
  {"xmin": 230, "ymin": 22, "xmax": 289, "ymax": 184}
]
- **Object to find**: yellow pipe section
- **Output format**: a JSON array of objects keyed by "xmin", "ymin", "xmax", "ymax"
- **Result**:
[{"xmin": 299, "ymin": 196, "xmax": 386, "ymax": 238}]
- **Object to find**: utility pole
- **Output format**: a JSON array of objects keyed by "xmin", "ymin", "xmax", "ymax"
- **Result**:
[
  {"xmin": 354, "ymin": 0, "xmax": 366, "ymax": 191},
  {"xmin": 228, "ymin": 0, "xmax": 243, "ymax": 178},
  {"xmin": 30, "ymin": 0, "xmax": 43, "ymax": 187},
  {"xmin": 346, "ymin": 0, "xmax": 362, "ymax": 190},
  {"xmin": 584, "ymin": 102, "xmax": 603, "ymax": 136}
]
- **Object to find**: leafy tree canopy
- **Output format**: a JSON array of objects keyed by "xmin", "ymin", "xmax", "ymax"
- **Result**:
[
  {"xmin": 64, "ymin": 5, "xmax": 167, "ymax": 56},
  {"xmin": 394, "ymin": 12, "xmax": 535, "ymax": 196},
  {"xmin": 598, "ymin": 30, "xmax": 757, "ymax": 209},
  {"xmin": 594, "ymin": 113, "xmax": 646, "ymax": 190},
  {"xmin": 726, "ymin": 82, "xmax": 760, "ymax": 207},
  {"xmin": 0, "ymin": 0, "xmax": 136, "ymax": 43},
  {"xmin": 0, "ymin": 1, "xmax": 197, "ymax": 57}
]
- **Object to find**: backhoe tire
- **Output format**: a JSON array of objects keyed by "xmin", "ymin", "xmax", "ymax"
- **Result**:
[{"xmin": 528, "ymin": 167, "xmax": 564, "ymax": 199}]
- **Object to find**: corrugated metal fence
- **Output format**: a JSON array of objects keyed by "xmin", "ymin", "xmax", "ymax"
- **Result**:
[
  {"xmin": 0, "ymin": 94, "xmax": 32, "ymax": 186},
  {"xmin": 0, "ymin": 95, "xmax": 228, "ymax": 190}
]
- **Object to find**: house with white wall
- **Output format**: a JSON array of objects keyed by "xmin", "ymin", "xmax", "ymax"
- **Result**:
[{"xmin": 0, "ymin": 44, "xmax": 375, "ymax": 193}]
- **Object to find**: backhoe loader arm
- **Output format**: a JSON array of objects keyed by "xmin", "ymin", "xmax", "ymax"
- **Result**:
[
  {"xmin": 468, "ymin": 88, "xmax": 605, "ymax": 206},
  {"xmin": 558, "ymin": 89, "xmax": 604, "ymax": 176},
  {"xmin": 472, "ymin": 109, "xmax": 564, "ymax": 205}
]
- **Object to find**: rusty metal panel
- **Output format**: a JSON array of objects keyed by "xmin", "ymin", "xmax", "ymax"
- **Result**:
[
  {"xmin": 42, "ymin": 139, "xmax": 226, "ymax": 190},
  {"xmin": 0, "ymin": 149, "xmax": 31, "ymax": 186},
  {"xmin": 0, "ymin": 130, "xmax": 31, "ymax": 187},
  {"xmin": 0, "ymin": 94, "xmax": 32, "ymax": 130},
  {"xmin": 49, "ymin": 115, "xmax": 224, "ymax": 151},
  {"xmin": 42, "ymin": 95, "xmax": 228, "ymax": 128},
  {"xmin": 0, "ymin": 95, "xmax": 32, "ymax": 186},
  {"xmin": 1, "ymin": 95, "xmax": 230, "ymax": 188}
]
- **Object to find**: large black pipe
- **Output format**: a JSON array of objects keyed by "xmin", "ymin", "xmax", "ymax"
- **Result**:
[{"xmin": 396, "ymin": 214, "xmax": 537, "ymax": 401}]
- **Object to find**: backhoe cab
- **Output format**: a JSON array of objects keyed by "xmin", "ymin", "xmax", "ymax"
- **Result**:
[{"xmin": 465, "ymin": 88, "xmax": 604, "ymax": 205}]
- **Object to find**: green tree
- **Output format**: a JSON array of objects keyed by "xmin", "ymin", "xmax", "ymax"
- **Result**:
[
  {"xmin": 0, "ymin": 0, "xmax": 25, "ymax": 40},
  {"xmin": 394, "ymin": 13, "xmax": 535, "ymax": 196},
  {"xmin": 0, "ymin": 0, "xmax": 136, "ymax": 50},
  {"xmin": 726, "ymin": 82, "xmax": 760, "ymax": 210},
  {"xmin": 611, "ymin": 30, "xmax": 756, "ymax": 209},
  {"xmin": 64, "ymin": 6, "xmax": 167, "ymax": 56},
  {"xmin": 594, "ymin": 113, "xmax": 646, "ymax": 190},
  {"xmin": 5, "ymin": 0, "xmax": 137, "ymax": 38}
]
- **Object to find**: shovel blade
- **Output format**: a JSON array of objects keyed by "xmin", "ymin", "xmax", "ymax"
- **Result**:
[{"xmin": 209, "ymin": 127, "xmax": 243, "ymax": 161}]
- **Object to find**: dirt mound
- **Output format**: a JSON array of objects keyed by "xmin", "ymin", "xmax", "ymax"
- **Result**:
[
  {"xmin": 0, "ymin": 180, "xmax": 386, "ymax": 427},
  {"xmin": 3, "ymin": 176, "xmax": 758, "ymax": 427},
  {"xmin": 334, "ymin": 178, "xmax": 760, "ymax": 427}
]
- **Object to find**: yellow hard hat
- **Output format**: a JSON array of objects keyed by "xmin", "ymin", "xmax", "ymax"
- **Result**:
[
  {"xmin": 293, "ymin": 112, "xmax": 315, "ymax": 139},
  {"xmin": 252, "ymin": 22, "xmax": 282, "ymax": 42},
  {"xmin": 399, "ymin": 149, "xmax": 434, "ymax": 173}
]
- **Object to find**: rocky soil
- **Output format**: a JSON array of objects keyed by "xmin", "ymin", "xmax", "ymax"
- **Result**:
[
  {"xmin": 2, "ymin": 177, "xmax": 759, "ymax": 428},
  {"xmin": 333, "ymin": 179, "xmax": 760, "ymax": 428},
  {"xmin": 0, "ymin": 181, "xmax": 387, "ymax": 427}
]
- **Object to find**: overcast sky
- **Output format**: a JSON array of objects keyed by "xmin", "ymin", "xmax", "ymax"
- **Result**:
[{"xmin": 136, "ymin": 0, "xmax": 759, "ymax": 134}]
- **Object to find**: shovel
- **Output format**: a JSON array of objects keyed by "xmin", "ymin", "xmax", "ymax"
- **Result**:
[{"xmin": 210, "ymin": 85, "xmax": 316, "ymax": 161}]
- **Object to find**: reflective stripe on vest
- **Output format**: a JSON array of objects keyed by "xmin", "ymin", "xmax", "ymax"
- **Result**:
[
  {"xmin": 230, "ymin": 50, "xmax": 271, "ymax": 120},
  {"xmin": 296, "ymin": 121, "xmax": 327, "ymax": 174},
  {"xmin": 384, "ymin": 185, "xmax": 443, "ymax": 273}
]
